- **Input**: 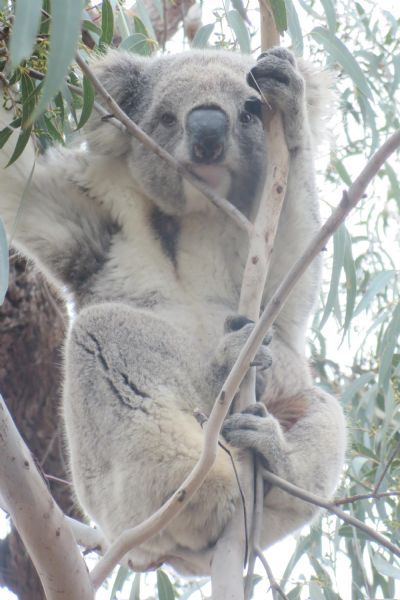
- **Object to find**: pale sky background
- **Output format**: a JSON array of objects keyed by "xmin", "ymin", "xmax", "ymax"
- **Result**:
[{"xmin": 1, "ymin": 1, "xmax": 399, "ymax": 599}]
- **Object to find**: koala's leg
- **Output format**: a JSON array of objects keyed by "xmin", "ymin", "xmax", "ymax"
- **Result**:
[
  {"xmin": 222, "ymin": 387, "xmax": 346, "ymax": 547},
  {"xmin": 64, "ymin": 302, "xmax": 240, "ymax": 564}
]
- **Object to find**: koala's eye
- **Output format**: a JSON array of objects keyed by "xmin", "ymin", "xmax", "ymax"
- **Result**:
[
  {"xmin": 244, "ymin": 97, "xmax": 262, "ymax": 120},
  {"xmin": 161, "ymin": 112, "xmax": 177, "ymax": 127},
  {"xmin": 239, "ymin": 110, "xmax": 253, "ymax": 124}
]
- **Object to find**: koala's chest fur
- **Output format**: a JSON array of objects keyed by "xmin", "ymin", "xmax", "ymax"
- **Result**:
[{"xmin": 82, "ymin": 161, "xmax": 246, "ymax": 349}]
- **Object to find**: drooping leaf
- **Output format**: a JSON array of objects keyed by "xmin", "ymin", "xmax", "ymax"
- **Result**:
[
  {"xmin": 371, "ymin": 552, "xmax": 400, "ymax": 580},
  {"xmin": 20, "ymin": 73, "xmax": 37, "ymax": 126},
  {"xmin": 128, "ymin": 573, "xmax": 141, "ymax": 600},
  {"xmin": 6, "ymin": 126, "xmax": 32, "ymax": 167},
  {"xmin": 285, "ymin": 0, "xmax": 304, "ymax": 56},
  {"xmin": 31, "ymin": 0, "xmax": 85, "ymax": 122},
  {"xmin": 119, "ymin": 33, "xmax": 154, "ymax": 56},
  {"xmin": 76, "ymin": 76, "xmax": 95, "ymax": 129},
  {"xmin": 0, "ymin": 218, "xmax": 9, "ymax": 305},
  {"xmin": 135, "ymin": 0, "xmax": 157, "ymax": 41},
  {"xmin": 226, "ymin": 10, "xmax": 251, "ymax": 54},
  {"xmin": 378, "ymin": 303, "xmax": 400, "ymax": 393},
  {"xmin": 191, "ymin": 23, "xmax": 215, "ymax": 49},
  {"xmin": 319, "ymin": 224, "xmax": 346, "ymax": 329},
  {"xmin": 311, "ymin": 26, "xmax": 372, "ymax": 99},
  {"xmin": 100, "ymin": 0, "xmax": 114, "ymax": 46},
  {"xmin": 269, "ymin": 0, "xmax": 288, "ymax": 32},
  {"xmin": 109, "ymin": 565, "xmax": 130, "ymax": 599},
  {"xmin": 9, "ymin": 0, "xmax": 42, "ymax": 67},
  {"xmin": 342, "ymin": 226, "xmax": 357, "ymax": 334},
  {"xmin": 354, "ymin": 270, "xmax": 395, "ymax": 316},
  {"xmin": 320, "ymin": 0, "xmax": 336, "ymax": 33},
  {"xmin": 157, "ymin": 569, "xmax": 175, "ymax": 600}
]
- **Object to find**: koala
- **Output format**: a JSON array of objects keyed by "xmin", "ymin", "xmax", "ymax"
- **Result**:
[{"xmin": 0, "ymin": 48, "xmax": 346, "ymax": 575}]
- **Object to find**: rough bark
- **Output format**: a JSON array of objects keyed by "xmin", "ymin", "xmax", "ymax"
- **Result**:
[{"xmin": 0, "ymin": 255, "xmax": 78, "ymax": 600}]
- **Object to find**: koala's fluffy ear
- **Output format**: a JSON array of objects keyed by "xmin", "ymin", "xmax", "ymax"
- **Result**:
[{"xmin": 85, "ymin": 50, "xmax": 149, "ymax": 156}]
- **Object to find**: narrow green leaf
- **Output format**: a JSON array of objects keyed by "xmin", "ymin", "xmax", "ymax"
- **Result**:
[
  {"xmin": 334, "ymin": 158, "xmax": 352, "ymax": 186},
  {"xmin": 133, "ymin": 16, "xmax": 149, "ymax": 37},
  {"xmin": 82, "ymin": 19, "xmax": 102, "ymax": 37},
  {"xmin": 135, "ymin": 0, "xmax": 157, "ymax": 41},
  {"xmin": 110, "ymin": 565, "xmax": 129, "ymax": 599},
  {"xmin": 342, "ymin": 372, "xmax": 375, "ymax": 405},
  {"xmin": 371, "ymin": 553, "xmax": 400, "ymax": 580},
  {"xmin": 157, "ymin": 569, "xmax": 175, "ymax": 600},
  {"xmin": 6, "ymin": 126, "xmax": 32, "ymax": 167},
  {"xmin": 31, "ymin": 0, "xmax": 85, "ymax": 123},
  {"xmin": 226, "ymin": 10, "xmax": 251, "ymax": 54},
  {"xmin": 285, "ymin": 0, "xmax": 304, "ymax": 56},
  {"xmin": 269, "ymin": 0, "xmax": 288, "ymax": 32},
  {"xmin": 9, "ymin": 0, "xmax": 42, "ymax": 66},
  {"xmin": 119, "ymin": 33, "xmax": 154, "ymax": 56},
  {"xmin": 43, "ymin": 115, "xmax": 64, "ymax": 144},
  {"xmin": 378, "ymin": 304, "xmax": 400, "ymax": 393},
  {"xmin": 20, "ymin": 74, "xmax": 37, "ymax": 126},
  {"xmin": 100, "ymin": 0, "xmax": 114, "ymax": 46},
  {"xmin": 311, "ymin": 27, "xmax": 372, "ymax": 99},
  {"xmin": 354, "ymin": 271, "xmax": 395, "ymax": 317},
  {"xmin": 342, "ymin": 226, "xmax": 357, "ymax": 334},
  {"xmin": 319, "ymin": 224, "xmax": 345, "ymax": 329},
  {"xmin": 128, "ymin": 573, "xmax": 141, "ymax": 600},
  {"xmin": 0, "ymin": 217, "xmax": 9, "ymax": 305},
  {"xmin": 0, "ymin": 119, "xmax": 20, "ymax": 149},
  {"xmin": 76, "ymin": 77, "xmax": 95, "ymax": 129},
  {"xmin": 191, "ymin": 23, "xmax": 215, "ymax": 49},
  {"xmin": 320, "ymin": 0, "xmax": 336, "ymax": 33}
]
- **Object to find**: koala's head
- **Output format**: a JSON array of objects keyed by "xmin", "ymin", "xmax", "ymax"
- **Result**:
[{"xmin": 88, "ymin": 50, "xmax": 266, "ymax": 216}]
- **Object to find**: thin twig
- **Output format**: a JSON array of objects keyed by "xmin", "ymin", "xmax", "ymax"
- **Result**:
[
  {"xmin": 334, "ymin": 490, "xmax": 400, "ymax": 506},
  {"xmin": 260, "ymin": 468, "xmax": 400, "ymax": 558},
  {"xmin": 255, "ymin": 547, "xmax": 288, "ymax": 600},
  {"xmin": 374, "ymin": 440, "xmax": 400, "ymax": 494},
  {"xmin": 75, "ymin": 53, "xmax": 251, "ymax": 234}
]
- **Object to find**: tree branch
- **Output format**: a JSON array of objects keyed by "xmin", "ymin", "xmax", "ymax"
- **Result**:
[
  {"xmin": 212, "ymin": 3, "xmax": 288, "ymax": 597},
  {"xmin": 260, "ymin": 468, "xmax": 400, "ymax": 559},
  {"xmin": 0, "ymin": 395, "xmax": 94, "ymax": 600}
]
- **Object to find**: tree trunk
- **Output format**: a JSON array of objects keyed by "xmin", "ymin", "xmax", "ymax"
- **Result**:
[{"xmin": 0, "ymin": 256, "xmax": 78, "ymax": 600}]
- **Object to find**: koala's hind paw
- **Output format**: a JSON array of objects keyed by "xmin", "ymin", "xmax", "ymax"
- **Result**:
[
  {"xmin": 222, "ymin": 404, "xmax": 289, "ymax": 475},
  {"xmin": 216, "ymin": 315, "xmax": 272, "ymax": 372}
]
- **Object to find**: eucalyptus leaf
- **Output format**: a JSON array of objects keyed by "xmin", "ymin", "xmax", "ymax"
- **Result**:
[
  {"xmin": 342, "ymin": 226, "xmax": 357, "ymax": 334},
  {"xmin": 129, "ymin": 573, "xmax": 141, "ymax": 600},
  {"xmin": 319, "ymin": 224, "xmax": 345, "ymax": 329},
  {"xmin": 378, "ymin": 303, "xmax": 400, "ymax": 393},
  {"xmin": 9, "ymin": 0, "xmax": 42, "ymax": 67},
  {"xmin": 100, "ymin": 0, "xmax": 114, "ymax": 46},
  {"xmin": 311, "ymin": 27, "xmax": 372, "ymax": 99},
  {"xmin": 76, "ymin": 77, "xmax": 95, "ymax": 129},
  {"xmin": 157, "ymin": 569, "xmax": 175, "ymax": 600},
  {"xmin": 226, "ymin": 10, "xmax": 251, "ymax": 54},
  {"xmin": 354, "ymin": 271, "xmax": 395, "ymax": 316},
  {"xmin": 6, "ymin": 126, "xmax": 32, "ymax": 167},
  {"xmin": 31, "ymin": 0, "xmax": 85, "ymax": 123},
  {"xmin": 285, "ymin": 0, "xmax": 304, "ymax": 56},
  {"xmin": 135, "ymin": 0, "xmax": 157, "ymax": 41},
  {"xmin": 320, "ymin": 0, "xmax": 336, "ymax": 33},
  {"xmin": 371, "ymin": 552, "xmax": 400, "ymax": 580},
  {"xmin": 119, "ymin": 33, "xmax": 154, "ymax": 56},
  {"xmin": 269, "ymin": 0, "xmax": 288, "ymax": 32},
  {"xmin": 0, "ymin": 217, "xmax": 9, "ymax": 305},
  {"xmin": 191, "ymin": 23, "xmax": 215, "ymax": 49},
  {"xmin": 110, "ymin": 565, "xmax": 130, "ymax": 599}
]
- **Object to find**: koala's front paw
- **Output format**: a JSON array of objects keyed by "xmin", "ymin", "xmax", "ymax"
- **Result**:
[
  {"xmin": 247, "ymin": 48, "xmax": 305, "ymax": 149},
  {"xmin": 222, "ymin": 403, "xmax": 289, "ymax": 475},
  {"xmin": 215, "ymin": 315, "xmax": 272, "ymax": 373}
]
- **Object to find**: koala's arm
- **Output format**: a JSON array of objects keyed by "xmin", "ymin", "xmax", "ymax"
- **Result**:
[
  {"xmin": 0, "ymin": 106, "xmax": 114, "ymax": 289},
  {"xmin": 223, "ymin": 388, "xmax": 346, "ymax": 546}
]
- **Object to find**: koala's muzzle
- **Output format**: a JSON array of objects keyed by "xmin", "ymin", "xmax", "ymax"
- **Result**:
[{"xmin": 187, "ymin": 107, "xmax": 228, "ymax": 164}]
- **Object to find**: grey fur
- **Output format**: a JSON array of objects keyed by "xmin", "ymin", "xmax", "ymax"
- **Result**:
[{"xmin": 0, "ymin": 48, "xmax": 346, "ymax": 575}]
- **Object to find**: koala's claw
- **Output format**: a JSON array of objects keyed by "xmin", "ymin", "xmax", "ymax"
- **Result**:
[
  {"xmin": 222, "ymin": 404, "xmax": 270, "ymax": 450},
  {"xmin": 224, "ymin": 314, "xmax": 272, "ymax": 346}
]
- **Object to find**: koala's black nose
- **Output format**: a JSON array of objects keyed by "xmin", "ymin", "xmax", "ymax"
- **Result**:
[{"xmin": 187, "ymin": 107, "xmax": 228, "ymax": 164}]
